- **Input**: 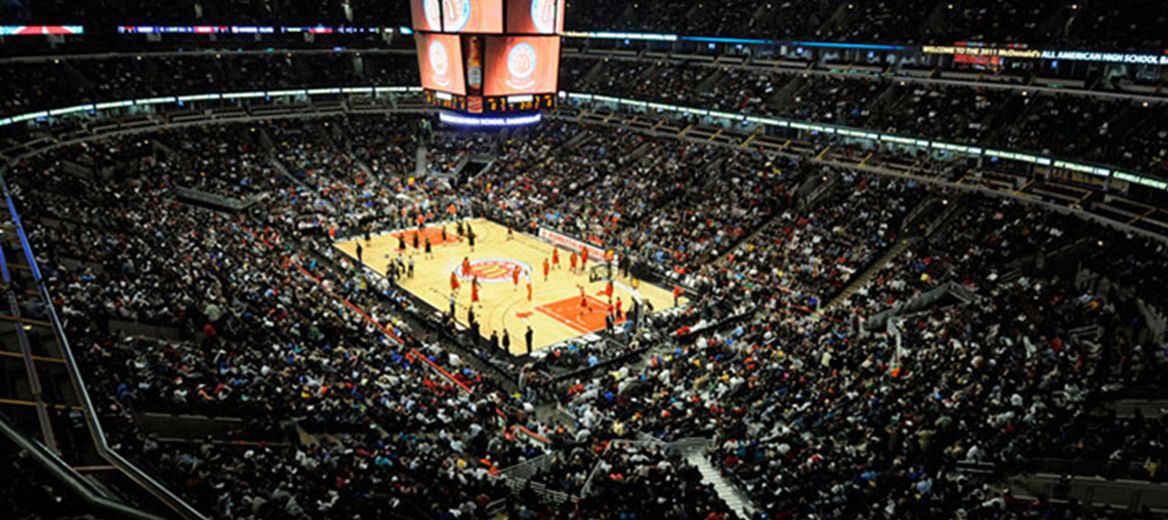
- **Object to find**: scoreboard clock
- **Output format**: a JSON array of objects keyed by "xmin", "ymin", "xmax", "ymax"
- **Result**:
[{"xmin": 424, "ymin": 91, "xmax": 557, "ymax": 114}]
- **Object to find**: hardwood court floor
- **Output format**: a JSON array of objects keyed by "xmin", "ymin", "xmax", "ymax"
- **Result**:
[{"xmin": 335, "ymin": 218, "xmax": 680, "ymax": 355}]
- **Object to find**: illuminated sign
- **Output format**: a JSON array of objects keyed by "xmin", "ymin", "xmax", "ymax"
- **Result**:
[
  {"xmin": 1039, "ymin": 50, "xmax": 1168, "ymax": 65},
  {"xmin": 561, "ymin": 30, "xmax": 678, "ymax": 42},
  {"xmin": 438, "ymin": 111, "xmax": 542, "ymax": 126},
  {"xmin": 0, "ymin": 25, "xmax": 83, "ymax": 35},
  {"xmin": 923, "ymin": 45, "xmax": 1041, "ymax": 59},
  {"xmin": 116, "ymin": 25, "xmax": 389, "ymax": 35}
]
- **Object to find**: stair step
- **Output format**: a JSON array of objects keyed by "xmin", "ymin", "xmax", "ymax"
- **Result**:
[{"xmin": 682, "ymin": 445, "xmax": 756, "ymax": 519}]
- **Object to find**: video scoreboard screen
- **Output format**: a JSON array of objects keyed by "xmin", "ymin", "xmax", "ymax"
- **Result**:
[
  {"xmin": 411, "ymin": 0, "xmax": 563, "ymax": 34},
  {"xmin": 411, "ymin": 0, "xmax": 563, "ymax": 115}
]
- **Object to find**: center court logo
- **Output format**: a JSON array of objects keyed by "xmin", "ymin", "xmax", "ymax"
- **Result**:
[
  {"xmin": 442, "ymin": 0, "xmax": 471, "ymax": 32},
  {"xmin": 506, "ymin": 43, "xmax": 538, "ymax": 90},
  {"xmin": 531, "ymin": 0, "xmax": 557, "ymax": 34},
  {"xmin": 429, "ymin": 40, "xmax": 450, "ymax": 87},
  {"xmin": 457, "ymin": 259, "xmax": 531, "ymax": 283}
]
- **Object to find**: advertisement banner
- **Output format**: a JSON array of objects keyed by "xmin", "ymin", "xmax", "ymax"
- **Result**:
[
  {"xmin": 483, "ymin": 36, "xmax": 560, "ymax": 96},
  {"xmin": 505, "ymin": 0, "xmax": 563, "ymax": 34},
  {"xmin": 440, "ymin": 0, "xmax": 503, "ymax": 33},
  {"xmin": 537, "ymin": 227, "xmax": 614, "ymax": 263},
  {"xmin": 416, "ymin": 33, "xmax": 467, "ymax": 95},
  {"xmin": 410, "ymin": 0, "xmax": 442, "ymax": 32}
]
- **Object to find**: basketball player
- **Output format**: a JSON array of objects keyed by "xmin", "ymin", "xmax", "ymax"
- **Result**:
[
  {"xmin": 441, "ymin": 226, "xmax": 448, "ymax": 243},
  {"xmin": 450, "ymin": 271, "xmax": 460, "ymax": 293},
  {"xmin": 424, "ymin": 237, "xmax": 433, "ymax": 259},
  {"xmin": 576, "ymin": 284, "xmax": 589, "ymax": 319},
  {"xmin": 569, "ymin": 251, "xmax": 578, "ymax": 274},
  {"xmin": 398, "ymin": 234, "xmax": 407, "ymax": 252},
  {"xmin": 542, "ymin": 258, "xmax": 550, "ymax": 281},
  {"xmin": 526, "ymin": 279, "xmax": 533, "ymax": 302},
  {"xmin": 412, "ymin": 232, "xmax": 420, "ymax": 251},
  {"xmin": 615, "ymin": 296, "xmax": 623, "ymax": 320},
  {"xmin": 468, "ymin": 230, "xmax": 476, "ymax": 252},
  {"xmin": 581, "ymin": 247, "xmax": 589, "ymax": 270},
  {"xmin": 512, "ymin": 266, "xmax": 521, "ymax": 291},
  {"xmin": 462, "ymin": 257, "xmax": 471, "ymax": 277},
  {"xmin": 471, "ymin": 276, "xmax": 482, "ymax": 306},
  {"xmin": 552, "ymin": 248, "xmax": 560, "ymax": 269}
]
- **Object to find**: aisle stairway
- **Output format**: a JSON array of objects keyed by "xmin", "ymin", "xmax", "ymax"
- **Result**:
[
  {"xmin": 682, "ymin": 444, "xmax": 756, "ymax": 519},
  {"xmin": 825, "ymin": 236, "xmax": 916, "ymax": 311}
]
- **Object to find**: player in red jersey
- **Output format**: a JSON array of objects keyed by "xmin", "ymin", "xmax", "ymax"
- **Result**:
[{"xmin": 576, "ymin": 285, "xmax": 589, "ymax": 318}]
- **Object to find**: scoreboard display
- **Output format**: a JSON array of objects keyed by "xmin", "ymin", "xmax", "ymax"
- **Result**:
[
  {"xmin": 425, "ymin": 91, "xmax": 557, "ymax": 113},
  {"xmin": 411, "ymin": 0, "xmax": 563, "ymax": 116}
]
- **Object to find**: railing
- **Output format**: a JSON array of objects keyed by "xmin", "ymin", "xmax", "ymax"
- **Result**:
[
  {"xmin": 0, "ymin": 176, "xmax": 209, "ymax": 520},
  {"xmin": 0, "ymin": 414, "xmax": 165, "ymax": 520},
  {"xmin": 500, "ymin": 453, "xmax": 559, "ymax": 480}
]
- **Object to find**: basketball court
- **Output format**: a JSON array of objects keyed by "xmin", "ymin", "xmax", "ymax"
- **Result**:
[{"xmin": 334, "ymin": 218, "xmax": 682, "ymax": 355}]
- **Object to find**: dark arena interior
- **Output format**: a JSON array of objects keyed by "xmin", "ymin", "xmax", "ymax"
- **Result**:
[{"xmin": 3, "ymin": 1, "xmax": 1168, "ymax": 519}]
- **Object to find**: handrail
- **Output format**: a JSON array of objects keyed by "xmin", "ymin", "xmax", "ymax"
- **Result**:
[
  {"xmin": 0, "ymin": 413, "xmax": 166, "ymax": 520},
  {"xmin": 0, "ymin": 176, "xmax": 210, "ymax": 520}
]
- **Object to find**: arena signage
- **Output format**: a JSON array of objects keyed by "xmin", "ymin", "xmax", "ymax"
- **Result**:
[
  {"xmin": 1114, "ymin": 172, "xmax": 1168, "ymax": 190},
  {"xmin": 922, "ymin": 45, "xmax": 1041, "ymax": 59},
  {"xmin": 116, "ymin": 25, "xmax": 390, "ymax": 35},
  {"xmin": 537, "ymin": 227, "xmax": 612, "ymax": 263},
  {"xmin": 0, "ymin": 25, "xmax": 83, "ymax": 35},
  {"xmin": 561, "ymin": 31, "xmax": 678, "ymax": 42},
  {"xmin": 438, "ymin": 111, "xmax": 542, "ymax": 126},
  {"xmin": 1039, "ymin": 50, "xmax": 1168, "ymax": 66}
]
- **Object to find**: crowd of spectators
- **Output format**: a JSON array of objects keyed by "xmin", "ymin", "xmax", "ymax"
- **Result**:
[
  {"xmin": 564, "ymin": 0, "xmax": 1168, "ymax": 50},
  {"xmin": 0, "ymin": 0, "xmax": 410, "ymax": 26},
  {"xmin": 8, "ymin": 0, "xmax": 1168, "ymax": 54},
  {"xmin": 565, "ymin": 58, "xmax": 1168, "ymax": 176},
  {"xmin": 4, "ymin": 49, "xmax": 1168, "ymax": 180},
  {"xmin": 0, "ymin": 51, "xmax": 418, "ymax": 118},
  {"xmin": 5, "ymin": 108, "xmax": 1167, "ymax": 520}
]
